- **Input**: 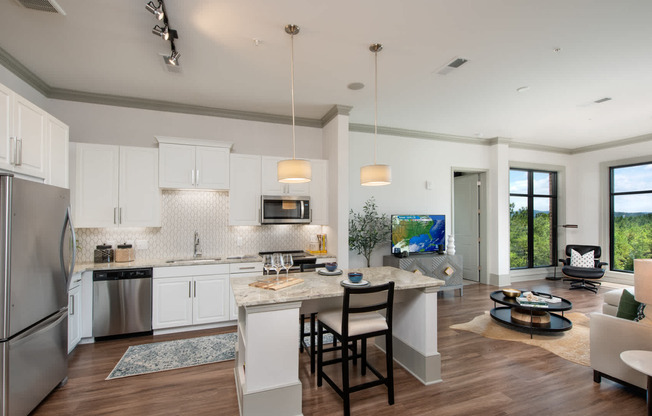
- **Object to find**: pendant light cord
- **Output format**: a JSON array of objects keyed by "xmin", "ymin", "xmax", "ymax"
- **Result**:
[
  {"xmin": 374, "ymin": 48, "xmax": 378, "ymax": 165},
  {"xmin": 290, "ymin": 31, "xmax": 296, "ymax": 160}
]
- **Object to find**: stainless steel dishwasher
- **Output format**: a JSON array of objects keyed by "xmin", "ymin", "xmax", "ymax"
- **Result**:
[{"xmin": 93, "ymin": 268, "xmax": 153, "ymax": 338}]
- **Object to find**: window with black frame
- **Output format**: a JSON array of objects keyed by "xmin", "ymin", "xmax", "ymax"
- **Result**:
[
  {"xmin": 610, "ymin": 162, "xmax": 652, "ymax": 272},
  {"xmin": 509, "ymin": 169, "xmax": 558, "ymax": 269}
]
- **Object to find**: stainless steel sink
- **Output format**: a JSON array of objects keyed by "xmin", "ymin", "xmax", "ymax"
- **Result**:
[{"xmin": 165, "ymin": 257, "xmax": 222, "ymax": 264}]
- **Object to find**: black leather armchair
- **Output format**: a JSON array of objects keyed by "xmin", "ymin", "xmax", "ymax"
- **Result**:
[{"xmin": 559, "ymin": 245, "xmax": 608, "ymax": 293}]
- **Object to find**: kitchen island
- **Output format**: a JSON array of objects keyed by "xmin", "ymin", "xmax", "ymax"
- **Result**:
[{"xmin": 231, "ymin": 266, "xmax": 444, "ymax": 416}]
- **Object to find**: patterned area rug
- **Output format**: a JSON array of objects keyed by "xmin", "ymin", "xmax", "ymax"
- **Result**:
[
  {"xmin": 450, "ymin": 311, "xmax": 590, "ymax": 366},
  {"xmin": 106, "ymin": 333, "xmax": 237, "ymax": 380}
]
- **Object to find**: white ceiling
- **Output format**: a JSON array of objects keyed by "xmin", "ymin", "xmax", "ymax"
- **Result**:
[{"xmin": 2, "ymin": 0, "xmax": 652, "ymax": 150}]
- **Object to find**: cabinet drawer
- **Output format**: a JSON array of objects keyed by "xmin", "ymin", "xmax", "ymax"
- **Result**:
[
  {"xmin": 229, "ymin": 262, "xmax": 263, "ymax": 274},
  {"xmin": 154, "ymin": 264, "xmax": 229, "ymax": 278}
]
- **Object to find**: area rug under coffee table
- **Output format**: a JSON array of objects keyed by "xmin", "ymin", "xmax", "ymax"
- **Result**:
[
  {"xmin": 106, "ymin": 333, "xmax": 237, "ymax": 380},
  {"xmin": 450, "ymin": 311, "xmax": 590, "ymax": 366}
]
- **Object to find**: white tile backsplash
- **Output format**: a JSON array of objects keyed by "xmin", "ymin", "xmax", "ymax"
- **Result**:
[{"xmin": 75, "ymin": 190, "xmax": 324, "ymax": 262}]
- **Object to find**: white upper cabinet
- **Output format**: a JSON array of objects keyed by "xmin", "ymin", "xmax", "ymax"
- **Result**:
[
  {"xmin": 261, "ymin": 156, "xmax": 310, "ymax": 196},
  {"xmin": 0, "ymin": 83, "xmax": 13, "ymax": 171},
  {"xmin": 309, "ymin": 159, "xmax": 329, "ymax": 225},
  {"xmin": 13, "ymin": 95, "xmax": 46, "ymax": 179},
  {"xmin": 229, "ymin": 153, "xmax": 261, "ymax": 226},
  {"xmin": 157, "ymin": 137, "xmax": 232, "ymax": 190},
  {"xmin": 72, "ymin": 143, "xmax": 161, "ymax": 228},
  {"xmin": 0, "ymin": 82, "xmax": 69, "ymax": 185},
  {"xmin": 46, "ymin": 114, "xmax": 69, "ymax": 188}
]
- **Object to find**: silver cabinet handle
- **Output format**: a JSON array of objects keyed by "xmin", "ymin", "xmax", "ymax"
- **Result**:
[
  {"xmin": 239, "ymin": 266, "xmax": 256, "ymax": 270},
  {"xmin": 188, "ymin": 281, "xmax": 192, "ymax": 298},
  {"xmin": 191, "ymin": 170, "xmax": 195, "ymax": 186},
  {"xmin": 9, "ymin": 137, "xmax": 15, "ymax": 165},
  {"xmin": 114, "ymin": 207, "xmax": 118, "ymax": 224},
  {"xmin": 194, "ymin": 280, "xmax": 197, "ymax": 298},
  {"xmin": 15, "ymin": 138, "xmax": 22, "ymax": 166},
  {"xmin": 119, "ymin": 207, "xmax": 122, "ymax": 224},
  {"xmin": 69, "ymin": 295, "xmax": 74, "ymax": 315},
  {"xmin": 196, "ymin": 170, "xmax": 199, "ymax": 186}
]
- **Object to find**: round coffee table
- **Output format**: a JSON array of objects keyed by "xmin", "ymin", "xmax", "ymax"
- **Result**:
[
  {"xmin": 620, "ymin": 350, "xmax": 652, "ymax": 416},
  {"xmin": 489, "ymin": 290, "xmax": 573, "ymax": 338}
]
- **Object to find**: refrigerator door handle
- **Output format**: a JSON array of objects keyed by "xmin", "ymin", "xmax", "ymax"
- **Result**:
[
  {"xmin": 60, "ymin": 206, "xmax": 77, "ymax": 286},
  {"xmin": 9, "ymin": 310, "xmax": 67, "ymax": 347}
]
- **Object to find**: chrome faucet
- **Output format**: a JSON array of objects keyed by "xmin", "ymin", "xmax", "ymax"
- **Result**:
[{"xmin": 193, "ymin": 231, "xmax": 202, "ymax": 258}]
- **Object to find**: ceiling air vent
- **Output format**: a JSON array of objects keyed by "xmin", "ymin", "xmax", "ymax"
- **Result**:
[
  {"xmin": 594, "ymin": 97, "xmax": 612, "ymax": 104},
  {"xmin": 436, "ymin": 57, "xmax": 469, "ymax": 75},
  {"xmin": 14, "ymin": 0, "xmax": 65, "ymax": 14}
]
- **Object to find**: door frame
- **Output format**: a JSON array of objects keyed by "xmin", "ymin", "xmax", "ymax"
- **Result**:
[{"xmin": 451, "ymin": 167, "xmax": 488, "ymax": 284}]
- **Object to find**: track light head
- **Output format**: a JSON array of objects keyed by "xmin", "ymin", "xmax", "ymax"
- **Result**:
[
  {"xmin": 165, "ymin": 49, "xmax": 180, "ymax": 66},
  {"xmin": 145, "ymin": 1, "xmax": 164, "ymax": 21},
  {"xmin": 152, "ymin": 25, "xmax": 169, "ymax": 40}
]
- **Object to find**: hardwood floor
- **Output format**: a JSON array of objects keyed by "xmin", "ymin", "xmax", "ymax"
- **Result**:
[{"xmin": 33, "ymin": 279, "xmax": 646, "ymax": 415}]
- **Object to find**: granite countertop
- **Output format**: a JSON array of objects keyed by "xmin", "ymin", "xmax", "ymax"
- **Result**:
[
  {"xmin": 73, "ymin": 252, "xmax": 336, "ymax": 273},
  {"xmin": 73, "ymin": 255, "xmax": 262, "ymax": 273},
  {"xmin": 231, "ymin": 266, "xmax": 444, "ymax": 307}
]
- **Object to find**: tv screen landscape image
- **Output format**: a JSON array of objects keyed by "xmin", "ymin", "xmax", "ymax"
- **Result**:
[{"xmin": 391, "ymin": 215, "xmax": 446, "ymax": 254}]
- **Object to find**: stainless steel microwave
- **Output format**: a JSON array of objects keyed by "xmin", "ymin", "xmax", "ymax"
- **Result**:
[{"xmin": 261, "ymin": 195, "xmax": 311, "ymax": 224}]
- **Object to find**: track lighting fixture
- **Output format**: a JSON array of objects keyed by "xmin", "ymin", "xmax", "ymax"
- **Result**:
[
  {"xmin": 165, "ymin": 48, "xmax": 180, "ymax": 66},
  {"xmin": 145, "ymin": 1, "xmax": 164, "ymax": 21},
  {"xmin": 145, "ymin": 0, "xmax": 181, "ymax": 67},
  {"xmin": 152, "ymin": 25, "xmax": 169, "ymax": 40}
]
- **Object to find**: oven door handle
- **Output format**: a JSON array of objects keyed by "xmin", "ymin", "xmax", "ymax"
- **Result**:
[{"xmin": 300, "ymin": 263, "xmax": 325, "ymax": 272}]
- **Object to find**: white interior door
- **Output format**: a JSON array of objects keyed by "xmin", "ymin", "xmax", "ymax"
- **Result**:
[{"xmin": 454, "ymin": 173, "xmax": 480, "ymax": 281}]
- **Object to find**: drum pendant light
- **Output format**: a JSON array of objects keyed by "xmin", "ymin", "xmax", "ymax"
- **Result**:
[
  {"xmin": 360, "ymin": 43, "xmax": 391, "ymax": 186},
  {"xmin": 278, "ymin": 24, "xmax": 312, "ymax": 183}
]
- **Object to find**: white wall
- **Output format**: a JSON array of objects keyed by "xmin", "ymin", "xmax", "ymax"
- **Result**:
[
  {"xmin": 348, "ymin": 131, "xmax": 491, "ymax": 268},
  {"xmin": 47, "ymin": 99, "xmax": 324, "ymax": 158}
]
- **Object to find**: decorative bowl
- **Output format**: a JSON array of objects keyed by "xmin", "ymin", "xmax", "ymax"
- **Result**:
[
  {"xmin": 348, "ymin": 272, "xmax": 363, "ymax": 283},
  {"xmin": 325, "ymin": 262, "xmax": 338, "ymax": 272},
  {"xmin": 502, "ymin": 288, "xmax": 521, "ymax": 298}
]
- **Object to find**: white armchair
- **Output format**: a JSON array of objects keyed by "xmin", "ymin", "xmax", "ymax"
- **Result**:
[{"xmin": 590, "ymin": 288, "xmax": 652, "ymax": 389}]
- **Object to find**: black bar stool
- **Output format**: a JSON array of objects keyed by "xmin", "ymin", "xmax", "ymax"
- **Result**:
[{"xmin": 317, "ymin": 281, "xmax": 395, "ymax": 416}]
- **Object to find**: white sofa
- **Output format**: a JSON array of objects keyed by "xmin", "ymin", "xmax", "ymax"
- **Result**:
[{"xmin": 590, "ymin": 287, "xmax": 652, "ymax": 390}]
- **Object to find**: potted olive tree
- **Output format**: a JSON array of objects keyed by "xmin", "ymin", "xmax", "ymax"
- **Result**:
[{"xmin": 349, "ymin": 197, "xmax": 390, "ymax": 267}]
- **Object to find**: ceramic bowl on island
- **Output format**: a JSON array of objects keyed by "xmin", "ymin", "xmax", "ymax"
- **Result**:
[
  {"xmin": 325, "ymin": 262, "xmax": 338, "ymax": 272},
  {"xmin": 348, "ymin": 272, "xmax": 363, "ymax": 283}
]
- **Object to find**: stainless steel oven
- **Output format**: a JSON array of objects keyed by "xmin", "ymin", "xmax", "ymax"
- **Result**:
[{"xmin": 261, "ymin": 195, "xmax": 311, "ymax": 224}]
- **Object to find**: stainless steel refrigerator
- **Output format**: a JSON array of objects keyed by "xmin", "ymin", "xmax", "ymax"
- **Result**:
[{"xmin": 0, "ymin": 174, "xmax": 76, "ymax": 416}]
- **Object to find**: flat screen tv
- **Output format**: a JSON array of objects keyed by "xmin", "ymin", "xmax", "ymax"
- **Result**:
[{"xmin": 391, "ymin": 215, "xmax": 446, "ymax": 254}]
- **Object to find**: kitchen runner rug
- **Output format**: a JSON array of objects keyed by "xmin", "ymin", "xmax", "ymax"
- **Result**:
[
  {"xmin": 450, "ymin": 311, "xmax": 590, "ymax": 366},
  {"xmin": 106, "ymin": 333, "xmax": 237, "ymax": 380}
]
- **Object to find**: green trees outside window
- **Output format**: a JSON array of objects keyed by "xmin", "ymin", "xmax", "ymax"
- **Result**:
[
  {"xmin": 610, "ymin": 162, "xmax": 652, "ymax": 272},
  {"xmin": 510, "ymin": 169, "xmax": 557, "ymax": 269}
]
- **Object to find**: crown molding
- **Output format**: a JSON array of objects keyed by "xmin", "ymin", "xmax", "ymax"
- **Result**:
[
  {"xmin": 569, "ymin": 132, "xmax": 652, "ymax": 154},
  {"xmin": 321, "ymin": 105, "xmax": 353, "ymax": 126},
  {"xmin": 0, "ymin": 45, "xmax": 51, "ymax": 96},
  {"xmin": 507, "ymin": 140, "xmax": 572, "ymax": 154},
  {"xmin": 48, "ymin": 87, "xmax": 323, "ymax": 128},
  {"xmin": 349, "ymin": 123, "xmax": 489, "ymax": 146}
]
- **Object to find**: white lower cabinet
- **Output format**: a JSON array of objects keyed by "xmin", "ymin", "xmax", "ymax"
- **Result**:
[
  {"xmin": 152, "ymin": 265, "xmax": 230, "ymax": 330},
  {"xmin": 68, "ymin": 274, "xmax": 82, "ymax": 353}
]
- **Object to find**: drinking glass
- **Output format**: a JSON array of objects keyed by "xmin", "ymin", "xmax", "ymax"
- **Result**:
[
  {"xmin": 281, "ymin": 253, "xmax": 293, "ymax": 282},
  {"xmin": 272, "ymin": 253, "xmax": 283, "ymax": 283},
  {"xmin": 262, "ymin": 254, "xmax": 273, "ymax": 281}
]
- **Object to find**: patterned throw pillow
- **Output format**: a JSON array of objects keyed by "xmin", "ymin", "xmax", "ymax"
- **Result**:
[
  {"xmin": 635, "ymin": 303, "xmax": 646, "ymax": 322},
  {"xmin": 570, "ymin": 249, "xmax": 594, "ymax": 268}
]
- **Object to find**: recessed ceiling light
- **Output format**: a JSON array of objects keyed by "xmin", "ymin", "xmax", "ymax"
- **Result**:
[
  {"xmin": 553, "ymin": 47, "xmax": 562, "ymax": 53},
  {"xmin": 347, "ymin": 82, "xmax": 365, "ymax": 90},
  {"xmin": 516, "ymin": 86, "xmax": 530, "ymax": 93},
  {"xmin": 253, "ymin": 39, "xmax": 261, "ymax": 46}
]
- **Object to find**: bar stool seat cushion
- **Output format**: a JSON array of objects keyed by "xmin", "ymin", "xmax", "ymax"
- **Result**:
[{"xmin": 319, "ymin": 310, "xmax": 388, "ymax": 337}]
